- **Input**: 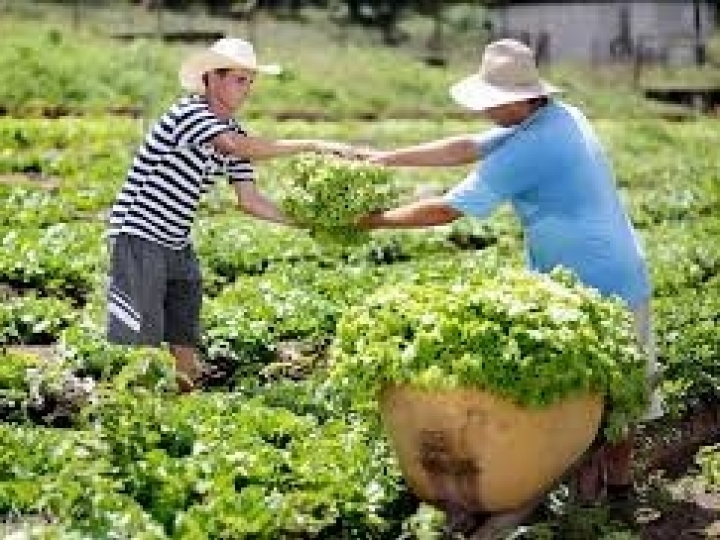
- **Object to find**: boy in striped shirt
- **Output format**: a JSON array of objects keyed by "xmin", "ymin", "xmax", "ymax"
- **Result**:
[{"xmin": 107, "ymin": 38, "xmax": 354, "ymax": 391}]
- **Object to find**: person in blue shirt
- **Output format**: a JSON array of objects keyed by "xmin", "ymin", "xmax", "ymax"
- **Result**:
[{"xmin": 359, "ymin": 39, "xmax": 662, "ymax": 539}]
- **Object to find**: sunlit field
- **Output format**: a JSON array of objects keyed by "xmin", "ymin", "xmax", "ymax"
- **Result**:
[{"xmin": 1, "ymin": 3, "xmax": 719, "ymax": 538}]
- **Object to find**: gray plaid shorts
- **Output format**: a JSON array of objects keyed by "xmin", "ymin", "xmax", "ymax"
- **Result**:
[{"xmin": 106, "ymin": 234, "xmax": 202, "ymax": 346}]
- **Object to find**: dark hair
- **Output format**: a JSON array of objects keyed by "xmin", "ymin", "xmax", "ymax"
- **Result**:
[
  {"xmin": 528, "ymin": 96, "xmax": 550, "ymax": 108},
  {"xmin": 201, "ymin": 68, "xmax": 232, "ymax": 88}
]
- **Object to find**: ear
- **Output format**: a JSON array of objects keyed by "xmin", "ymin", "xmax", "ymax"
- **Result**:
[{"xmin": 204, "ymin": 70, "xmax": 223, "ymax": 91}]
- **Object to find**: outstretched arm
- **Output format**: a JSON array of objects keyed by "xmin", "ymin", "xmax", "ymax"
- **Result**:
[
  {"xmin": 369, "ymin": 136, "xmax": 479, "ymax": 167},
  {"xmin": 359, "ymin": 197, "xmax": 462, "ymax": 229},
  {"xmin": 234, "ymin": 181, "xmax": 290, "ymax": 226},
  {"xmin": 213, "ymin": 131, "xmax": 354, "ymax": 162}
]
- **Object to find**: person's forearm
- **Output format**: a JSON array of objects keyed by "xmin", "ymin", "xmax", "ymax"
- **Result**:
[
  {"xmin": 374, "ymin": 136, "xmax": 478, "ymax": 167},
  {"xmin": 239, "ymin": 192, "xmax": 290, "ymax": 225},
  {"xmin": 213, "ymin": 130, "xmax": 325, "ymax": 161},
  {"xmin": 234, "ymin": 137, "xmax": 319, "ymax": 161},
  {"xmin": 362, "ymin": 197, "xmax": 462, "ymax": 229}
]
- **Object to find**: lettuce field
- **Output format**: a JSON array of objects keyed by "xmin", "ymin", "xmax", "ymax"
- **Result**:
[
  {"xmin": 1, "ymin": 110, "xmax": 718, "ymax": 539},
  {"xmin": 1, "ymin": 10, "xmax": 720, "ymax": 540}
]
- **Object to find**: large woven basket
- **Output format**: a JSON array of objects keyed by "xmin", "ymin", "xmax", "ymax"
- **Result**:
[{"xmin": 380, "ymin": 386, "xmax": 603, "ymax": 512}]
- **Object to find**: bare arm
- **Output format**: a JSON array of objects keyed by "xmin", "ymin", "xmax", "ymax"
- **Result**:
[
  {"xmin": 213, "ymin": 131, "xmax": 351, "ymax": 162},
  {"xmin": 359, "ymin": 197, "xmax": 462, "ymax": 229},
  {"xmin": 234, "ymin": 182, "xmax": 290, "ymax": 226},
  {"xmin": 370, "ymin": 136, "xmax": 479, "ymax": 167}
]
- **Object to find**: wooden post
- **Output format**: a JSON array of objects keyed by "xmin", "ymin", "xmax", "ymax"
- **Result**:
[
  {"xmin": 141, "ymin": 0, "xmax": 164, "ymax": 134},
  {"xmin": 632, "ymin": 36, "xmax": 643, "ymax": 90},
  {"xmin": 155, "ymin": 0, "xmax": 163, "ymax": 41},
  {"xmin": 425, "ymin": 0, "xmax": 446, "ymax": 67},
  {"xmin": 693, "ymin": 0, "xmax": 705, "ymax": 66}
]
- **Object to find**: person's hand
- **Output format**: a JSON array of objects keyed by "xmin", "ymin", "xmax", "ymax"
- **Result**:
[
  {"xmin": 312, "ymin": 141, "xmax": 357, "ymax": 159},
  {"xmin": 355, "ymin": 212, "xmax": 381, "ymax": 230},
  {"xmin": 312, "ymin": 141, "xmax": 384, "ymax": 162},
  {"xmin": 348, "ymin": 146, "xmax": 386, "ymax": 163},
  {"xmin": 333, "ymin": 145, "xmax": 388, "ymax": 164}
]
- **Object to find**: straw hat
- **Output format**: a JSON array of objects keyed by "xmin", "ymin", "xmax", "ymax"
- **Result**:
[
  {"xmin": 179, "ymin": 37, "xmax": 281, "ymax": 94},
  {"xmin": 450, "ymin": 39, "xmax": 560, "ymax": 111}
]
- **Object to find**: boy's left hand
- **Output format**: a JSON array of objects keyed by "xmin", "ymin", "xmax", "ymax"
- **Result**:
[{"xmin": 314, "ymin": 141, "xmax": 380, "ymax": 161}]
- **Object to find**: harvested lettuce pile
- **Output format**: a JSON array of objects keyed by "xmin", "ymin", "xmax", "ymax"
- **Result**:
[
  {"xmin": 280, "ymin": 155, "xmax": 399, "ymax": 245},
  {"xmin": 330, "ymin": 268, "xmax": 649, "ymax": 440}
]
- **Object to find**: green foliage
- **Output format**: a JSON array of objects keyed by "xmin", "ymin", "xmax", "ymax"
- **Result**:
[
  {"xmin": 201, "ymin": 261, "xmax": 379, "ymax": 372},
  {"xmin": 194, "ymin": 216, "xmax": 323, "ymax": 287},
  {"xmin": 0, "ymin": 425, "xmax": 106, "ymax": 514},
  {"xmin": 0, "ymin": 24, "xmax": 178, "ymax": 115},
  {"xmin": 1, "ymin": 8, "xmax": 705, "ymax": 121},
  {"xmin": 0, "ymin": 117, "xmax": 136, "ymax": 216},
  {"xmin": 0, "ymin": 348, "xmax": 94, "ymax": 426},
  {"xmin": 200, "ymin": 254, "xmax": 512, "ymax": 377},
  {"xmin": 625, "ymin": 177, "xmax": 720, "ymax": 228},
  {"xmin": 331, "ymin": 268, "xmax": 649, "ymax": 441},
  {"xmin": 195, "ymin": 214, "xmax": 486, "ymax": 287},
  {"xmin": 523, "ymin": 502, "xmax": 640, "ymax": 540},
  {"xmin": 67, "ymin": 391, "xmax": 405, "ymax": 537},
  {"xmin": 0, "ymin": 105, "xmax": 719, "ymax": 537},
  {"xmin": 646, "ymin": 217, "xmax": 720, "ymax": 297},
  {"xmin": 0, "ymin": 19, "xmax": 476, "ymax": 120},
  {"xmin": 0, "ymin": 350, "xmax": 39, "ymax": 394},
  {"xmin": 0, "ymin": 223, "xmax": 104, "ymax": 299},
  {"xmin": 59, "ymin": 315, "xmax": 146, "ymax": 380},
  {"xmin": 0, "ymin": 294, "xmax": 77, "ymax": 345},
  {"xmin": 696, "ymin": 445, "xmax": 720, "ymax": 488},
  {"xmin": 279, "ymin": 155, "xmax": 400, "ymax": 245},
  {"xmin": 0, "ymin": 385, "xmax": 408, "ymax": 537},
  {"xmin": 655, "ymin": 277, "xmax": 720, "ymax": 413},
  {"xmin": 0, "ymin": 185, "xmax": 74, "ymax": 227}
]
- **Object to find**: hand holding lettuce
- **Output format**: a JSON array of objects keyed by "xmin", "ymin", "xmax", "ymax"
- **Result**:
[{"xmin": 279, "ymin": 155, "xmax": 399, "ymax": 245}]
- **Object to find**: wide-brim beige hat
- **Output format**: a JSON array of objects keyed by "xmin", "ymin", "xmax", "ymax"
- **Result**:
[
  {"xmin": 450, "ymin": 39, "xmax": 560, "ymax": 112},
  {"xmin": 179, "ymin": 37, "xmax": 281, "ymax": 94}
]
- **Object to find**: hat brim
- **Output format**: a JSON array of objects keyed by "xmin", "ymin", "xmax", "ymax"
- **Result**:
[
  {"xmin": 450, "ymin": 73, "xmax": 561, "ymax": 112},
  {"xmin": 179, "ymin": 50, "xmax": 281, "ymax": 94}
]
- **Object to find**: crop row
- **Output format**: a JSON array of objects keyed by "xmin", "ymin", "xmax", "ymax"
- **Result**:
[{"xmin": 1, "ymin": 114, "xmax": 719, "ymax": 537}]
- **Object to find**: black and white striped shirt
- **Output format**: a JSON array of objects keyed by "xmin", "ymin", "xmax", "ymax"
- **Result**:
[{"xmin": 109, "ymin": 95, "xmax": 254, "ymax": 249}]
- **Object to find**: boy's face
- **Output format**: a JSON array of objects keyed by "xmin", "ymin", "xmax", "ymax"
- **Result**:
[{"xmin": 209, "ymin": 68, "xmax": 256, "ymax": 110}]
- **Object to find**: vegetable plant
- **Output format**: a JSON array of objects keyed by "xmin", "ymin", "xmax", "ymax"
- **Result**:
[
  {"xmin": 331, "ymin": 267, "xmax": 649, "ymax": 441},
  {"xmin": 279, "ymin": 155, "xmax": 399, "ymax": 246}
]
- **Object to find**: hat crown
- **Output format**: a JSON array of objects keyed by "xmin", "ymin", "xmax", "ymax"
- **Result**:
[
  {"xmin": 179, "ymin": 36, "xmax": 280, "ymax": 93},
  {"xmin": 210, "ymin": 37, "xmax": 258, "ymax": 69},
  {"xmin": 479, "ymin": 39, "xmax": 541, "ymax": 89}
]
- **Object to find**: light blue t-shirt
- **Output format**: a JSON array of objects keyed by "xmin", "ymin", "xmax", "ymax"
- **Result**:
[{"xmin": 445, "ymin": 101, "xmax": 650, "ymax": 308}]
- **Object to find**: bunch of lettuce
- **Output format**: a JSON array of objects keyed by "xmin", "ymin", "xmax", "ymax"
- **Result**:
[
  {"xmin": 330, "ymin": 268, "xmax": 649, "ymax": 441},
  {"xmin": 280, "ymin": 155, "xmax": 399, "ymax": 246}
]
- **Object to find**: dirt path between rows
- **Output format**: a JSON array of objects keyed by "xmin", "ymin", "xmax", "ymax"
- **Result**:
[{"xmin": 635, "ymin": 405, "xmax": 720, "ymax": 539}]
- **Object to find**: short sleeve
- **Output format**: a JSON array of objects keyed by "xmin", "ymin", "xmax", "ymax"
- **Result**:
[
  {"xmin": 444, "ymin": 145, "xmax": 539, "ymax": 219},
  {"xmin": 472, "ymin": 126, "xmax": 516, "ymax": 158},
  {"xmin": 225, "ymin": 155, "xmax": 255, "ymax": 183},
  {"xmin": 224, "ymin": 119, "xmax": 254, "ymax": 183},
  {"xmin": 444, "ymin": 169, "xmax": 504, "ymax": 219},
  {"xmin": 174, "ymin": 101, "xmax": 233, "ymax": 147}
]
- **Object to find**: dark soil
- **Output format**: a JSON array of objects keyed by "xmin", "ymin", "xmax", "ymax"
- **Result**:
[
  {"xmin": 634, "ymin": 404, "xmax": 720, "ymax": 539},
  {"xmin": 641, "ymin": 498, "xmax": 720, "ymax": 539}
]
